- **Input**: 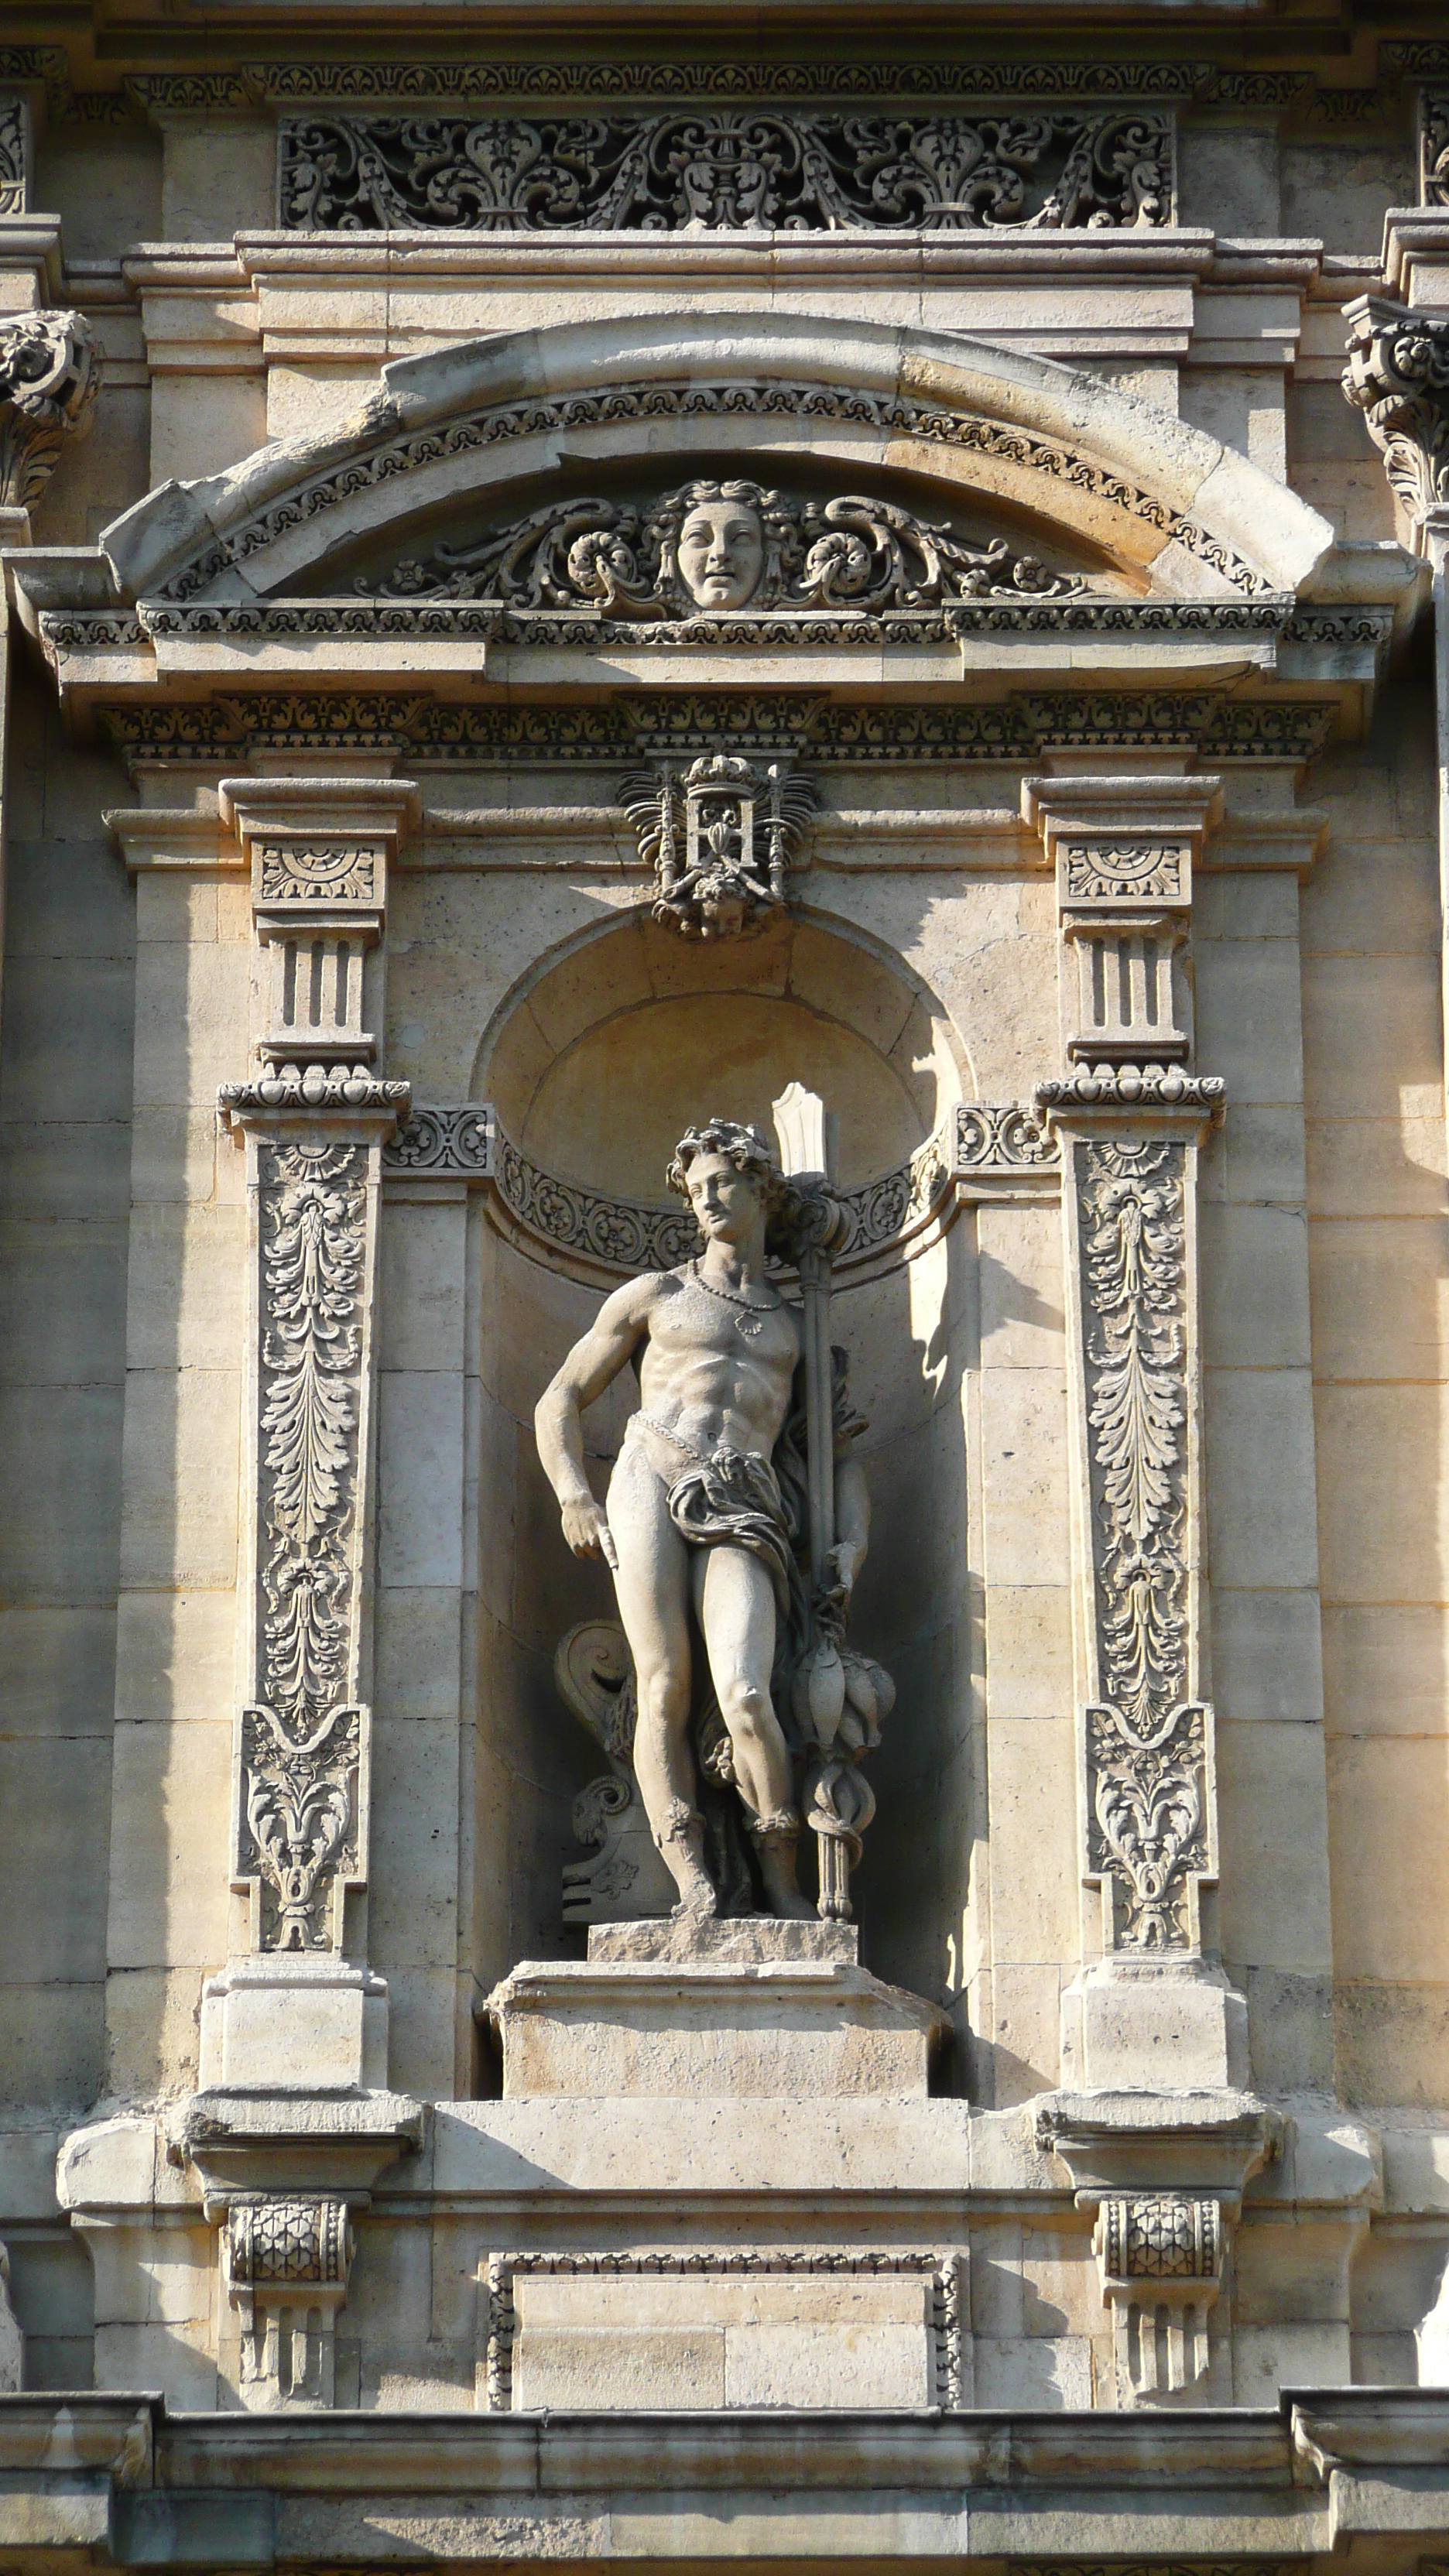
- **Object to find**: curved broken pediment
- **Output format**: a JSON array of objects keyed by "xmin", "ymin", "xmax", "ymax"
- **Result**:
[{"xmin": 98, "ymin": 313, "xmax": 1333, "ymax": 627}]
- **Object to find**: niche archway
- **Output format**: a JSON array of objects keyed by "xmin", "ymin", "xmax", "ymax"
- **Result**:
[
  {"xmin": 470, "ymin": 905, "xmax": 977, "ymax": 2025},
  {"xmin": 473, "ymin": 906, "xmax": 971, "ymax": 1204}
]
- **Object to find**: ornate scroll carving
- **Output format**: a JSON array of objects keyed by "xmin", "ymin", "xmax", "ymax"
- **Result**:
[
  {"xmin": 618, "ymin": 753, "xmax": 817, "ymax": 937},
  {"xmin": 954, "ymin": 1101, "xmax": 1059, "ymax": 1171},
  {"xmin": 1421, "ymin": 90, "xmax": 1449, "ymax": 204},
  {"xmin": 385, "ymin": 1101, "xmax": 495, "ymax": 1175},
  {"xmin": 234, "ymin": 1140, "xmax": 372, "ymax": 1954},
  {"xmin": 1073, "ymin": 1136, "xmax": 1208, "ymax": 1952},
  {"xmin": 224, "ymin": 2196, "xmax": 355, "ymax": 2409},
  {"xmin": 0, "ymin": 309, "xmax": 100, "ymax": 512},
  {"xmin": 1343, "ymin": 296, "xmax": 1449, "ymax": 519},
  {"xmin": 375, "ymin": 481, "xmax": 1081, "ymax": 622},
  {"xmin": 280, "ymin": 105, "xmax": 1172, "ymax": 233},
  {"xmin": 0, "ymin": 98, "xmax": 28, "ymax": 213}
]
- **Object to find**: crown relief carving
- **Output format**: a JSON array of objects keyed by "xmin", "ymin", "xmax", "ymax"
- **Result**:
[{"xmin": 370, "ymin": 478, "xmax": 1087, "ymax": 625}]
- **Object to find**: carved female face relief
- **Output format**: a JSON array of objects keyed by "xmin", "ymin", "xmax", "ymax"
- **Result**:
[{"xmin": 675, "ymin": 500, "xmax": 766, "ymax": 609}]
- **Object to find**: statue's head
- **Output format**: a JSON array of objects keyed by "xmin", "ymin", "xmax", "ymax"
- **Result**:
[
  {"xmin": 650, "ymin": 480, "xmax": 785, "ymax": 611},
  {"xmin": 668, "ymin": 1118, "xmax": 783, "ymax": 1242}
]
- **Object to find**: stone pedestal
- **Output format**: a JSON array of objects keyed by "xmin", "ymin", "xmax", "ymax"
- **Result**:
[
  {"xmin": 1061, "ymin": 1954, "xmax": 1250, "ymax": 2093},
  {"xmin": 485, "ymin": 1920, "xmax": 948, "ymax": 2100}
]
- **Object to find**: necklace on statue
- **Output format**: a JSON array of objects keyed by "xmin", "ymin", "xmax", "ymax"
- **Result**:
[{"xmin": 689, "ymin": 1259, "xmax": 775, "ymax": 1340}]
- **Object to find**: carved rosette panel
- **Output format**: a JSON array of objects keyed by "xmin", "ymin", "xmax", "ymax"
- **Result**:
[
  {"xmin": 279, "ymin": 105, "xmax": 1173, "ymax": 233},
  {"xmin": 1070, "ymin": 1132, "xmax": 1211, "ymax": 1953},
  {"xmin": 236, "ymin": 1137, "xmax": 379, "ymax": 1953}
]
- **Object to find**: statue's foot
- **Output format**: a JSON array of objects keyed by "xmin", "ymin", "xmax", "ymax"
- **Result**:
[
  {"xmin": 670, "ymin": 1882, "xmax": 719, "ymax": 1923},
  {"xmin": 654, "ymin": 1798, "xmax": 718, "ymax": 1919},
  {"xmin": 748, "ymin": 1809, "xmax": 817, "ymax": 1921}
]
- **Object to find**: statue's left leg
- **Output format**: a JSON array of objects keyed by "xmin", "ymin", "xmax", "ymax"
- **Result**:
[{"xmin": 694, "ymin": 1543, "xmax": 814, "ymax": 1920}]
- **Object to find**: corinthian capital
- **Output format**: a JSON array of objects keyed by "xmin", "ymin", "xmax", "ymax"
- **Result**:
[
  {"xmin": 1342, "ymin": 293, "xmax": 1449, "ymax": 522},
  {"xmin": 0, "ymin": 310, "xmax": 100, "ymax": 516}
]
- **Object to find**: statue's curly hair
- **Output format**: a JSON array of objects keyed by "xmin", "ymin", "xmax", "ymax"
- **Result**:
[{"xmin": 666, "ymin": 1118, "xmax": 787, "ymax": 1209}]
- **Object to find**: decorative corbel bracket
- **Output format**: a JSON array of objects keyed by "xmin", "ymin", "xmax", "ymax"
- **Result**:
[
  {"xmin": 1343, "ymin": 295, "xmax": 1449, "ymax": 528},
  {"xmin": 1038, "ymin": 2088, "xmax": 1279, "ymax": 2407},
  {"xmin": 172, "ymin": 2089, "xmax": 424, "ymax": 2413},
  {"xmin": 0, "ymin": 306, "xmax": 100, "ymax": 528}
]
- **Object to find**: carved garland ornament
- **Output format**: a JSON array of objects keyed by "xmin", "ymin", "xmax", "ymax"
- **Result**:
[
  {"xmin": 279, "ymin": 104, "xmax": 1172, "ymax": 233},
  {"xmin": 238, "ymin": 1140, "xmax": 369, "ymax": 1951},
  {"xmin": 156, "ymin": 382, "xmax": 1266, "ymax": 601},
  {"xmin": 1076, "ymin": 1137, "xmax": 1208, "ymax": 1950}
]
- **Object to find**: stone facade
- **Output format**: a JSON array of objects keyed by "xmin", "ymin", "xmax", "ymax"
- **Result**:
[{"xmin": 5, "ymin": 5, "xmax": 1449, "ymax": 2570}]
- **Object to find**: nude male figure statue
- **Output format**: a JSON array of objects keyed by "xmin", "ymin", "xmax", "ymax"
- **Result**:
[{"xmin": 535, "ymin": 1118, "xmax": 869, "ymax": 1920}]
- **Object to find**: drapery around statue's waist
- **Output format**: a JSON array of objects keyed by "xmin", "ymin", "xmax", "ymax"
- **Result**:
[{"xmin": 625, "ymin": 1411, "xmax": 793, "ymax": 1618}]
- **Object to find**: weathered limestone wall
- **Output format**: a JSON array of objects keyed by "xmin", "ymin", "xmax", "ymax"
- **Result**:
[{"xmin": 1306, "ymin": 683, "xmax": 1449, "ymax": 2108}]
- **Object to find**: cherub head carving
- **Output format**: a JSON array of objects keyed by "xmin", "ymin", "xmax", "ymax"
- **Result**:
[{"xmin": 648, "ymin": 480, "xmax": 794, "ymax": 611}]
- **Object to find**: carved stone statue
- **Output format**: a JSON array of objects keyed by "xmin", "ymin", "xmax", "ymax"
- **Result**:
[{"xmin": 536, "ymin": 1116, "xmax": 886, "ymax": 1921}]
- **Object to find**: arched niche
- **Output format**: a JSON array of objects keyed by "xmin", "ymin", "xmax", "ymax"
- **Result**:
[
  {"xmin": 474, "ymin": 908, "xmax": 971, "ymax": 1201},
  {"xmin": 470, "ymin": 908, "xmax": 978, "ymax": 2041}
]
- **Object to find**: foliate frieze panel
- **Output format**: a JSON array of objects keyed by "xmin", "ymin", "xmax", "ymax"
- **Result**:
[
  {"xmin": 98, "ymin": 690, "xmax": 1339, "ymax": 775},
  {"xmin": 1065, "ymin": 1129, "xmax": 1218, "ymax": 1953},
  {"xmin": 1059, "ymin": 838, "xmax": 1192, "ymax": 908},
  {"xmin": 253, "ymin": 838, "xmax": 386, "ymax": 911},
  {"xmin": 279, "ymin": 105, "xmax": 1173, "ymax": 233},
  {"xmin": 382, "ymin": 1105, "xmax": 1055, "ymax": 1273},
  {"xmin": 235, "ymin": 1135, "xmax": 379, "ymax": 1954}
]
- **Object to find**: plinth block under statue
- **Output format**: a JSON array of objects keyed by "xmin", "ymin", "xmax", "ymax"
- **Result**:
[{"xmin": 535, "ymin": 1105, "xmax": 893, "ymax": 1923}]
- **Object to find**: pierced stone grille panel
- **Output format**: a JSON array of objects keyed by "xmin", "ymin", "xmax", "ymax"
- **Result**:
[{"xmin": 279, "ymin": 106, "xmax": 1173, "ymax": 233}]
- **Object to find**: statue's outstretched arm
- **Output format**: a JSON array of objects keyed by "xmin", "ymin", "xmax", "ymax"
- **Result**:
[{"xmin": 534, "ymin": 1276, "xmax": 656, "ymax": 1567}]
